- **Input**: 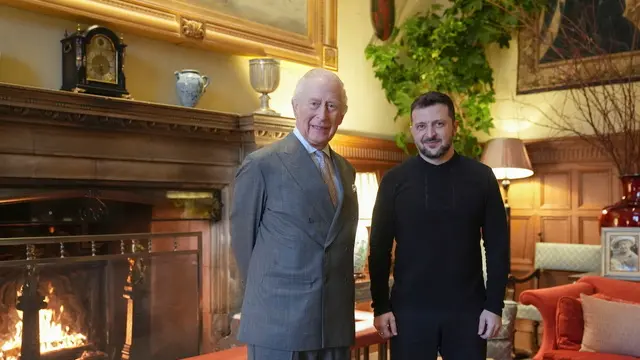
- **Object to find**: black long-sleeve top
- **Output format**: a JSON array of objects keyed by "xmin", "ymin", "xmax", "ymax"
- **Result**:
[{"xmin": 368, "ymin": 152, "xmax": 510, "ymax": 317}]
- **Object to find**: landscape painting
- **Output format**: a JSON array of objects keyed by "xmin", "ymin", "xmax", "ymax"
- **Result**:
[{"xmin": 175, "ymin": 0, "xmax": 308, "ymax": 35}]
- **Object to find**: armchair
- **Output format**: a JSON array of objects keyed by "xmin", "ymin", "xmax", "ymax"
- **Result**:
[{"xmin": 506, "ymin": 242, "xmax": 601, "ymax": 356}]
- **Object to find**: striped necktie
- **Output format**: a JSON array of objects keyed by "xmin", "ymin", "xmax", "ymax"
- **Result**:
[{"xmin": 316, "ymin": 150, "xmax": 338, "ymax": 208}]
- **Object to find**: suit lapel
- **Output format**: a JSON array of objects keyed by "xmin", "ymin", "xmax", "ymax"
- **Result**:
[
  {"xmin": 325, "ymin": 151, "xmax": 355, "ymax": 247},
  {"xmin": 277, "ymin": 133, "xmax": 335, "ymax": 225}
]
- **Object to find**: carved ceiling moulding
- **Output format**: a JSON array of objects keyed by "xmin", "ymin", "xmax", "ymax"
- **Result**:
[
  {"xmin": 180, "ymin": 17, "xmax": 205, "ymax": 40},
  {"xmin": 525, "ymin": 138, "xmax": 612, "ymax": 164},
  {"xmin": 0, "ymin": 0, "xmax": 338, "ymax": 70}
]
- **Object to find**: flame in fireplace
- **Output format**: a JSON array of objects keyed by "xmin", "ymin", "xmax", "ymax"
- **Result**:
[{"xmin": 0, "ymin": 283, "xmax": 88, "ymax": 360}]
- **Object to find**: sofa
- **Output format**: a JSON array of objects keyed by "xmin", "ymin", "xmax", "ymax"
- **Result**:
[{"xmin": 519, "ymin": 275, "xmax": 640, "ymax": 360}]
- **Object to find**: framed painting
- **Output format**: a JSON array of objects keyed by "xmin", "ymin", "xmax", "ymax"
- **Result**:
[
  {"xmin": 0, "ymin": 0, "xmax": 338, "ymax": 70},
  {"xmin": 516, "ymin": 0, "xmax": 640, "ymax": 94},
  {"xmin": 601, "ymin": 227, "xmax": 640, "ymax": 281}
]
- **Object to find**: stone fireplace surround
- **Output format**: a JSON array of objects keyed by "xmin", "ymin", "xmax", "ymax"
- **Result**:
[{"xmin": 0, "ymin": 82, "xmax": 406, "ymax": 354}]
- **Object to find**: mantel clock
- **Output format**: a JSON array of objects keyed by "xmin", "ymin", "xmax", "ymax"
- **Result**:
[{"xmin": 61, "ymin": 25, "xmax": 130, "ymax": 98}]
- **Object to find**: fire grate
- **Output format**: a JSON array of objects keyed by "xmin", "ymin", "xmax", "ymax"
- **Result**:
[{"xmin": 0, "ymin": 232, "xmax": 203, "ymax": 360}]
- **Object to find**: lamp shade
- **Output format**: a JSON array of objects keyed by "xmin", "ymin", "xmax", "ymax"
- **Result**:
[{"xmin": 481, "ymin": 137, "xmax": 534, "ymax": 180}]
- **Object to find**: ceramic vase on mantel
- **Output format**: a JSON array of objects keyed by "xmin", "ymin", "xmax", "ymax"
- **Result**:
[
  {"xmin": 599, "ymin": 174, "xmax": 640, "ymax": 228},
  {"xmin": 175, "ymin": 69, "xmax": 210, "ymax": 107}
]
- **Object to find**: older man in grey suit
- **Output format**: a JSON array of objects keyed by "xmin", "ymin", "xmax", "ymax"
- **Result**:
[{"xmin": 230, "ymin": 68, "xmax": 359, "ymax": 360}]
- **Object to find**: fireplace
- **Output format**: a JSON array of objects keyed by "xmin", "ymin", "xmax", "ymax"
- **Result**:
[
  {"xmin": 0, "ymin": 82, "xmax": 405, "ymax": 357},
  {"xmin": 0, "ymin": 186, "xmax": 213, "ymax": 360},
  {"xmin": 1, "ymin": 263, "xmax": 103, "ymax": 360},
  {"xmin": 0, "ymin": 82, "xmax": 263, "ymax": 357}
]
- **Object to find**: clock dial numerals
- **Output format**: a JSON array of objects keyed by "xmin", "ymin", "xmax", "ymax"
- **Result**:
[{"xmin": 86, "ymin": 34, "xmax": 117, "ymax": 84}]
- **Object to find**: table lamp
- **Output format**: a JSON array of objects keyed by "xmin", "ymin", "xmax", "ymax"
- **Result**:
[{"xmin": 481, "ymin": 137, "xmax": 534, "ymax": 230}]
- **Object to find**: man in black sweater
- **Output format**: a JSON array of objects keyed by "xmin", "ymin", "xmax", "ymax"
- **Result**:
[{"xmin": 368, "ymin": 91, "xmax": 509, "ymax": 359}]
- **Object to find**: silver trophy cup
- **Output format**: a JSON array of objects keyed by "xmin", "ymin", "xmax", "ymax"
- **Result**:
[{"xmin": 249, "ymin": 58, "xmax": 281, "ymax": 116}]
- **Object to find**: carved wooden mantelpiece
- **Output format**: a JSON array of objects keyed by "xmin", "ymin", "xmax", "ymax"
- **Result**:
[
  {"xmin": 0, "ymin": 83, "xmax": 240, "ymax": 140},
  {"xmin": 0, "ymin": 82, "xmax": 406, "ymax": 188}
]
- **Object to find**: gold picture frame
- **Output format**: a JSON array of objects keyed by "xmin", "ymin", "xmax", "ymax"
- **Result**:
[
  {"xmin": 0, "ymin": 0, "xmax": 338, "ymax": 70},
  {"xmin": 516, "ymin": 1, "xmax": 640, "ymax": 94}
]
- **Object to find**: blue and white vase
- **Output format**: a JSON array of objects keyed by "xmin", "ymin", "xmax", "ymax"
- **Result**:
[{"xmin": 174, "ymin": 69, "xmax": 210, "ymax": 107}]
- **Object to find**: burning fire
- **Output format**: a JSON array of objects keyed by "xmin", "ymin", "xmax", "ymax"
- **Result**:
[{"xmin": 0, "ymin": 283, "xmax": 88, "ymax": 360}]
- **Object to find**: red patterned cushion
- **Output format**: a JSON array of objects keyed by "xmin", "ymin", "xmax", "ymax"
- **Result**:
[{"xmin": 556, "ymin": 296, "xmax": 584, "ymax": 350}]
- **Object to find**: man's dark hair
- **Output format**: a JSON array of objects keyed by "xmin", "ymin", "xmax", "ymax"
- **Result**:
[{"xmin": 410, "ymin": 91, "xmax": 455, "ymax": 123}]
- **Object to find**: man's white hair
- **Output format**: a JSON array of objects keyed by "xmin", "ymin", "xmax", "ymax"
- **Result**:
[{"xmin": 292, "ymin": 68, "xmax": 348, "ymax": 113}]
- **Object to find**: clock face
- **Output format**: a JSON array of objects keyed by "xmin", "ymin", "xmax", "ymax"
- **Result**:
[{"xmin": 86, "ymin": 34, "xmax": 117, "ymax": 84}]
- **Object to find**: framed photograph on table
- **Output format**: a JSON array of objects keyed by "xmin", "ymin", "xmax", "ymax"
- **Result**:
[{"xmin": 601, "ymin": 227, "xmax": 640, "ymax": 280}]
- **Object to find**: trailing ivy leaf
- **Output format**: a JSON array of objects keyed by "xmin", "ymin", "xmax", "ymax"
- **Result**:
[{"xmin": 365, "ymin": 0, "xmax": 537, "ymax": 159}]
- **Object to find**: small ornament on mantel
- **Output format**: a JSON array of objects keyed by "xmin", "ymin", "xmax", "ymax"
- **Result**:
[
  {"xmin": 61, "ymin": 24, "xmax": 130, "ymax": 98},
  {"xmin": 249, "ymin": 58, "xmax": 281, "ymax": 116},
  {"xmin": 174, "ymin": 69, "xmax": 210, "ymax": 107}
]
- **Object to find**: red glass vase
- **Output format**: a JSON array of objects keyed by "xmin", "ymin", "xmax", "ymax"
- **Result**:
[{"xmin": 599, "ymin": 174, "xmax": 640, "ymax": 228}]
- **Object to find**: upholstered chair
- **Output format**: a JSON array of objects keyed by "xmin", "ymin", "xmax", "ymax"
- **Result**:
[{"xmin": 506, "ymin": 242, "xmax": 601, "ymax": 357}]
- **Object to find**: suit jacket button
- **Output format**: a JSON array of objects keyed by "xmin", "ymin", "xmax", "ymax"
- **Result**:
[{"xmin": 308, "ymin": 217, "xmax": 314, "ymax": 223}]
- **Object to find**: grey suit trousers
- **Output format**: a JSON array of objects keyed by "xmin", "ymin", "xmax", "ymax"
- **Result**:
[{"xmin": 247, "ymin": 345, "xmax": 350, "ymax": 360}]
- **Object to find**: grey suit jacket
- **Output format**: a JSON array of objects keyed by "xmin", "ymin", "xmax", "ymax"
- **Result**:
[{"xmin": 230, "ymin": 132, "xmax": 359, "ymax": 351}]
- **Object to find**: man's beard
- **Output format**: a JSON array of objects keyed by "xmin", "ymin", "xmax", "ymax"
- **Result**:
[{"xmin": 419, "ymin": 138, "xmax": 452, "ymax": 159}]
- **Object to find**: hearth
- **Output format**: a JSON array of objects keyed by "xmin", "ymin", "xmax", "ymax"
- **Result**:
[
  {"xmin": 0, "ymin": 264, "xmax": 98, "ymax": 360},
  {"xmin": 0, "ymin": 186, "xmax": 213, "ymax": 360}
]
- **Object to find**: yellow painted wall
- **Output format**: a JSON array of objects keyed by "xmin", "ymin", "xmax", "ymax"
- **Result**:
[
  {"xmin": 485, "ymin": 40, "xmax": 587, "ymax": 142},
  {"xmin": 0, "ymin": 1, "xmax": 594, "ymax": 143},
  {"xmin": 0, "ymin": 2, "xmax": 402, "ymax": 138},
  {"xmin": 367, "ymin": 0, "xmax": 597, "ymax": 143}
]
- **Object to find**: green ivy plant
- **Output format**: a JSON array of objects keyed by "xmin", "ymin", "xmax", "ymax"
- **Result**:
[{"xmin": 365, "ymin": 0, "xmax": 541, "ymax": 159}]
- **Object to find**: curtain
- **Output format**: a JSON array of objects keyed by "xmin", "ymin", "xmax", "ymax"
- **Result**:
[{"xmin": 354, "ymin": 172, "xmax": 380, "ymax": 274}]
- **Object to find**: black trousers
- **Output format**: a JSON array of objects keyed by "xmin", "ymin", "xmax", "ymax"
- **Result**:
[{"xmin": 390, "ymin": 309, "xmax": 487, "ymax": 360}]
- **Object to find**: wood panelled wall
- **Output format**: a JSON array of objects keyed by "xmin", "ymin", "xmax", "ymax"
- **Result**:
[{"xmin": 508, "ymin": 137, "xmax": 620, "ymax": 272}]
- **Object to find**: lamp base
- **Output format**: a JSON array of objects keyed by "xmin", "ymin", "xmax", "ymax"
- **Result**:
[{"xmin": 501, "ymin": 180, "xmax": 511, "ymax": 254}]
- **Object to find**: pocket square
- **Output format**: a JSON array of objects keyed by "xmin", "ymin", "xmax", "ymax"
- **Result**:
[{"xmin": 352, "ymin": 184, "xmax": 357, "ymax": 193}]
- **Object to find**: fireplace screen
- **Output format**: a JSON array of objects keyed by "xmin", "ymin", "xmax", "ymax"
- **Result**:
[{"xmin": 0, "ymin": 232, "xmax": 203, "ymax": 360}]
